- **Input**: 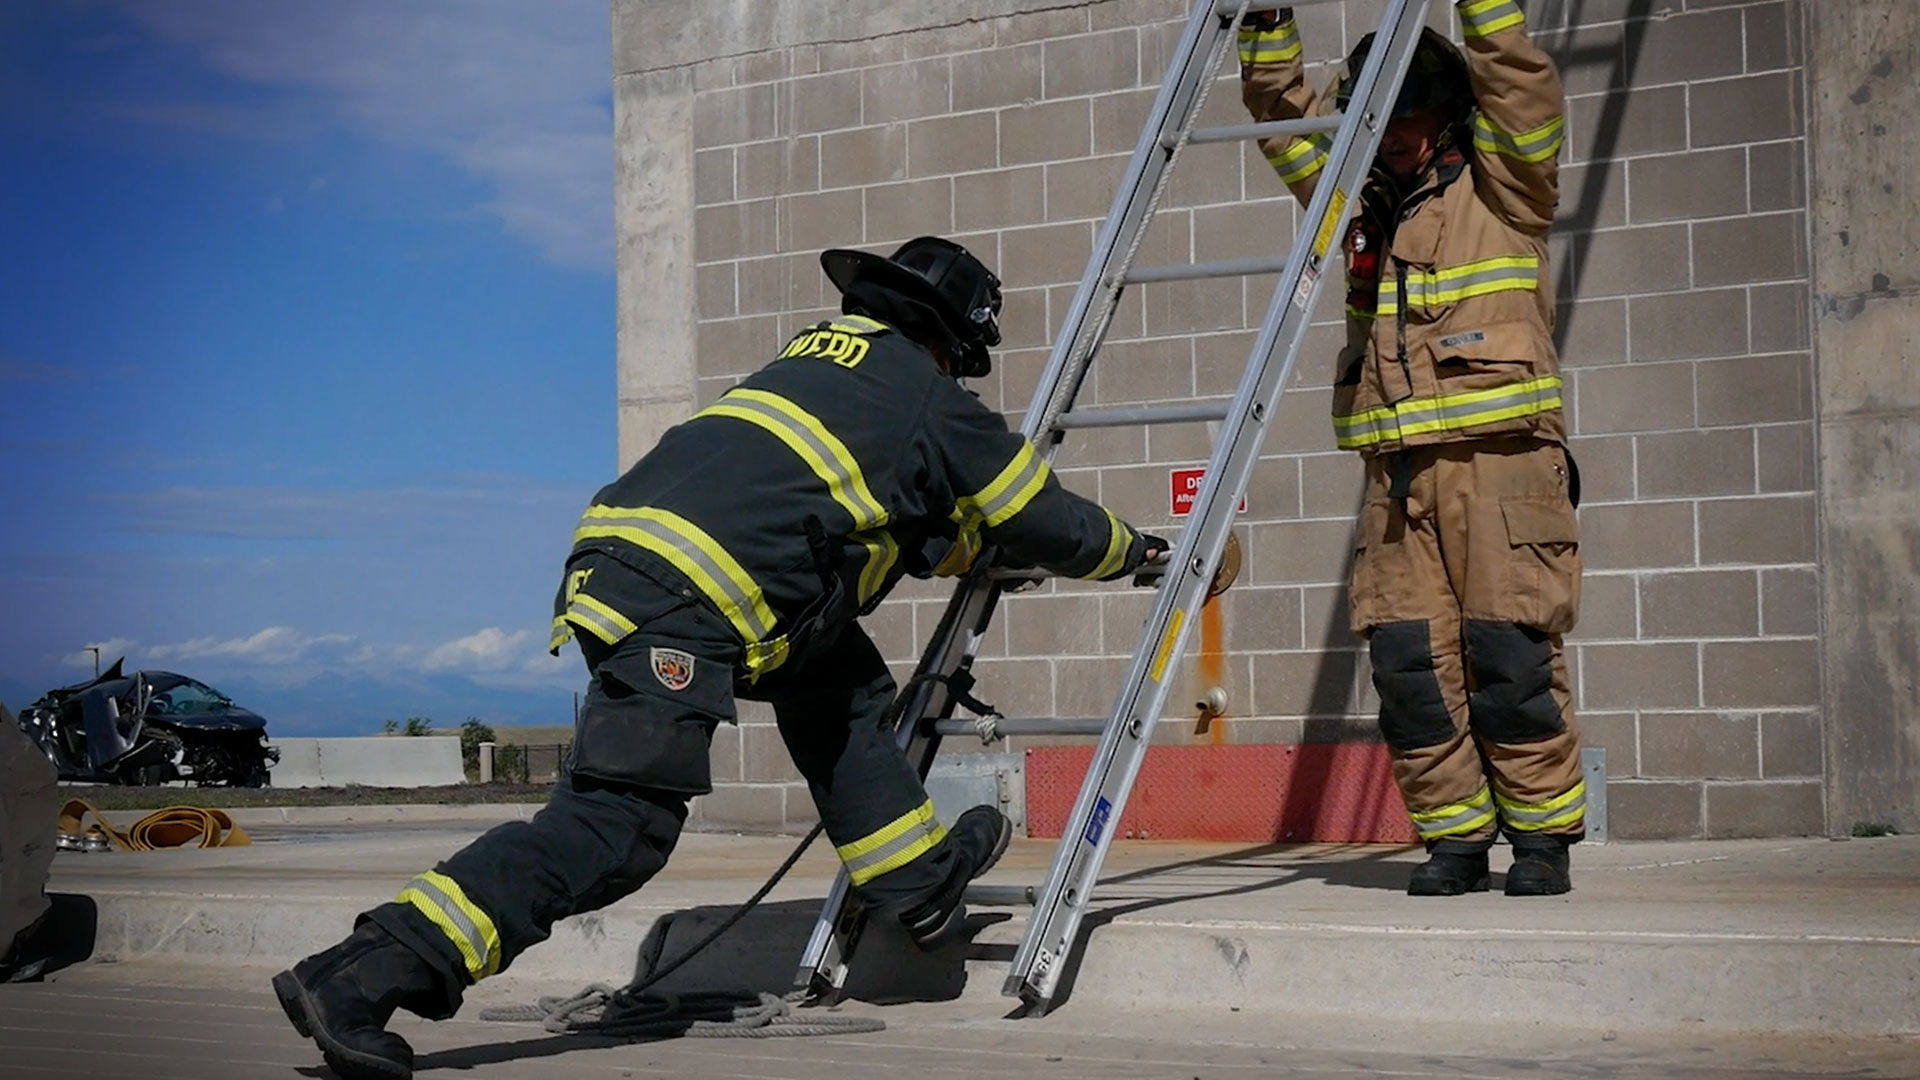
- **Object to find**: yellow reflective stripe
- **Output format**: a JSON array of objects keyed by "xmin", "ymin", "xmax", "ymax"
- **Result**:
[
  {"xmin": 744, "ymin": 635, "xmax": 790, "ymax": 675},
  {"xmin": 931, "ymin": 517, "xmax": 983, "ymax": 577},
  {"xmin": 1374, "ymin": 255, "xmax": 1540, "ymax": 315},
  {"xmin": 1236, "ymin": 21, "xmax": 1301, "ymax": 64},
  {"xmin": 397, "ymin": 871, "xmax": 501, "ymax": 980},
  {"xmin": 1333, "ymin": 375, "xmax": 1563, "ymax": 449},
  {"xmin": 1473, "ymin": 113, "xmax": 1564, "ymax": 164},
  {"xmin": 1408, "ymin": 785, "xmax": 1497, "ymax": 840},
  {"xmin": 1080, "ymin": 508, "xmax": 1133, "ymax": 581},
  {"xmin": 566, "ymin": 592, "xmax": 638, "ymax": 646},
  {"xmin": 574, "ymin": 506, "xmax": 776, "ymax": 646},
  {"xmin": 1268, "ymin": 133, "xmax": 1331, "ymax": 184},
  {"xmin": 549, "ymin": 615, "xmax": 572, "ymax": 653},
  {"xmin": 835, "ymin": 799, "xmax": 948, "ymax": 886},
  {"xmin": 854, "ymin": 528, "xmax": 900, "ymax": 603},
  {"xmin": 1497, "ymin": 780, "xmax": 1587, "ymax": 831},
  {"xmin": 961, "ymin": 440, "xmax": 1050, "ymax": 528},
  {"xmin": 1459, "ymin": 0, "xmax": 1525, "ymax": 36},
  {"xmin": 697, "ymin": 388, "xmax": 887, "ymax": 530},
  {"xmin": 830, "ymin": 314, "xmax": 887, "ymax": 334}
]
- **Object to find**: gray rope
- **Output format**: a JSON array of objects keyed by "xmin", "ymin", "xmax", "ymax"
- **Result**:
[
  {"xmin": 478, "ymin": 821, "xmax": 884, "ymax": 1038},
  {"xmin": 480, "ymin": 985, "xmax": 883, "ymax": 1038}
]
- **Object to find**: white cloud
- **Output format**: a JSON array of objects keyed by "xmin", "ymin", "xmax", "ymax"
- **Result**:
[
  {"xmin": 145, "ymin": 626, "xmax": 355, "ymax": 665},
  {"xmin": 420, "ymin": 627, "xmax": 541, "ymax": 674},
  {"xmin": 61, "ymin": 638, "xmax": 140, "ymax": 670},
  {"xmin": 111, "ymin": 0, "xmax": 611, "ymax": 271}
]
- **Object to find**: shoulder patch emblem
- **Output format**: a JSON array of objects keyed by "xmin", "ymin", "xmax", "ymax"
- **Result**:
[{"xmin": 650, "ymin": 647, "xmax": 696, "ymax": 691}]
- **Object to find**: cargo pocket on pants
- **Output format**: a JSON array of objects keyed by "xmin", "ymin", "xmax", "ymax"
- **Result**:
[
  {"xmin": 1348, "ymin": 499, "xmax": 1389, "ymax": 636},
  {"xmin": 1499, "ymin": 496, "xmax": 1581, "ymax": 635}
]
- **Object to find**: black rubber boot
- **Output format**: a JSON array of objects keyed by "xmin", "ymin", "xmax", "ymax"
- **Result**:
[
  {"xmin": 1505, "ymin": 837, "xmax": 1573, "ymax": 896},
  {"xmin": 1407, "ymin": 847, "xmax": 1491, "ymax": 896},
  {"xmin": 271, "ymin": 920, "xmax": 446, "ymax": 1080},
  {"xmin": 897, "ymin": 805, "xmax": 1012, "ymax": 951}
]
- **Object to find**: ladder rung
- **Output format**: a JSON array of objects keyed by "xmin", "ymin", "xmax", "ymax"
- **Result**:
[
  {"xmin": 1178, "ymin": 115, "xmax": 1343, "ymax": 147},
  {"xmin": 965, "ymin": 883, "xmax": 1037, "ymax": 906},
  {"xmin": 1053, "ymin": 401, "xmax": 1231, "ymax": 430},
  {"xmin": 1123, "ymin": 256, "xmax": 1289, "ymax": 284},
  {"xmin": 931, "ymin": 717, "xmax": 1109, "ymax": 738}
]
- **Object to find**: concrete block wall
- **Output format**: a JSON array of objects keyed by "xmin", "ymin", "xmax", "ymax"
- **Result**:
[{"xmin": 615, "ymin": 0, "xmax": 1887, "ymax": 839}]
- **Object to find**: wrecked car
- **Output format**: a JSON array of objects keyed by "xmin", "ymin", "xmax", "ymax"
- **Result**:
[{"xmin": 14, "ymin": 659, "xmax": 279, "ymax": 787}]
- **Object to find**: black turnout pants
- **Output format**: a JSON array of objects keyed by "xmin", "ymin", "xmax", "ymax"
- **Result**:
[{"xmin": 363, "ymin": 579, "xmax": 953, "ymax": 1016}]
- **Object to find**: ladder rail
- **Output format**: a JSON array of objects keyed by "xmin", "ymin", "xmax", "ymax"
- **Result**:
[
  {"xmin": 1004, "ymin": 0, "xmax": 1437, "ymax": 1013},
  {"xmin": 794, "ymin": 0, "xmax": 1241, "ymax": 999},
  {"xmin": 1025, "ymin": 0, "xmax": 1245, "ymax": 446}
]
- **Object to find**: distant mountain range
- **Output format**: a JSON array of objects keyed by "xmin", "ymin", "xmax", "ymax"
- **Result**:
[{"xmin": 0, "ymin": 669, "xmax": 579, "ymax": 738}]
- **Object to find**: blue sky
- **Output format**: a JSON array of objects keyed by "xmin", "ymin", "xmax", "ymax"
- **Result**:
[{"xmin": 0, "ymin": 1, "xmax": 617, "ymax": 729}]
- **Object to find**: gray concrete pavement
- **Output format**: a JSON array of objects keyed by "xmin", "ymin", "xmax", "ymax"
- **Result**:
[
  {"xmin": 28, "ymin": 809, "xmax": 1920, "ymax": 1052},
  {"xmin": 3, "ymin": 958, "xmax": 1917, "ymax": 1080}
]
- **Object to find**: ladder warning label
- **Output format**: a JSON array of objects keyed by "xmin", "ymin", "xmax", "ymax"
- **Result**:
[
  {"xmin": 1170, "ymin": 468, "xmax": 1247, "ymax": 517},
  {"xmin": 1084, "ymin": 796, "xmax": 1113, "ymax": 846}
]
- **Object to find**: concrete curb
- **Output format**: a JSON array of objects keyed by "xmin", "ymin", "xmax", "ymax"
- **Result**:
[{"xmin": 73, "ymin": 881, "xmax": 1920, "ymax": 1039}]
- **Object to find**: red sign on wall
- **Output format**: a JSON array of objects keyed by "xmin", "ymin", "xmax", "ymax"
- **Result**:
[{"xmin": 1169, "ymin": 467, "xmax": 1247, "ymax": 517}]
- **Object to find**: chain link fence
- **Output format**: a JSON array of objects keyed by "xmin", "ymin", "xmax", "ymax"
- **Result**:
[{"xmin": 492, "ymin": 743, "xmax": 571, "ymax": 785}]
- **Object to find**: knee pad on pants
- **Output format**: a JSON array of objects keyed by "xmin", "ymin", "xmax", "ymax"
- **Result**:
[
  {"xmin": 1368, "ymin": 620, "xmax": 1455, "ymax": 752},
  {"xmin": 1464, "ymin": 620, "xmax": 1565, "ymax": 744}
]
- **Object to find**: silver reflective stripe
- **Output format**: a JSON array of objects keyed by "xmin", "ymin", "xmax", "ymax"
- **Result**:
[
  {"xmin": 1499, "ymin": 789, "xmax": 1586, "ymax": 829},
  {"xmin": 580, "ymin": 512, "xmax": 774, "ymax": 640},
  {"xmin": 971, "ymin": 446, "xmax": 1048, "ymax": 527},
  {"xmin": 1473, "ymin": 114, "xmax": 1564, "ymax": 163},
  {"xmin": 1409, "ymin": 787, "xmax": 1495, "ymax": 839},
  {"xmin": 842, "ymin": 818, "xmax": 943, "ymax": 881},
  {"xmin": 1385, "ymin": 262, "xmax": 1539, "ymax": 310},
  {"xmin": 1460, "ymin": 0, "xmax": 1525, "ymax": 36},
  {"xmin": 406, "ymin": 875, "xmax": 489, "ymax": 972},
  {"xmin": 566, "ymin": 600, "xmax": 628, "ymax": 644},
  {"xmin": 709, "ymin": 391, "xmax": 885, "ymax": 527}
]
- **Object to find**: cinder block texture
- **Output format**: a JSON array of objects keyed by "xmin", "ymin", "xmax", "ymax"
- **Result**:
[{"xmin": 617, "ymin": 0, "xmax": 1824, "ymax": 840}]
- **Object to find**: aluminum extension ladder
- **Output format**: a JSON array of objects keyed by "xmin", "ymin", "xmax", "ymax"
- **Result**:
[{"xmin": 795, "ymin": 0, "xmax": 1435, "ymax": 1016}]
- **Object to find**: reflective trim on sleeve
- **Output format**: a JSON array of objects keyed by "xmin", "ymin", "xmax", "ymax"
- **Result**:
[
  {"xmin": 1333, "ymin": 375, "xmax": 1563, "ymax": 450},
  {"xmin": 1236, "ymin": 21, "xmax": 1302, "ymax": 65},
  {"xmin": 572, "ymin": 505, "xmax": 778, "ymax": 658},
  {"xmin": 1496, "ymin": 780, "xmax": 1586, "ymax": 831},
  {"xmin": 1078, "ymin": 508, "xmax": 1134, "ymax": 581},
  {"xmin": 1408, "ymin": 785, "xmax": 1497, "ymax": 841},
  {"xmin": 959, "ymin": 440, "xmax": 1051, "ymax": 528},
  {"xmin": 835, "ymin": 799, "xmax": 948, "ymax": 887},
  {"xmin": 396, "ymin": 871, "xmax": 502, "ymax": 981},
  {"xmin": 696, "ymin": 387, "xmax": 888, "ymax": 530},
  {"xmin": 1459, "ymin": 0, "xmax": 1526, "ymax": 36},
  {"xmin": 1267, "ymin": 133, "xmax": 1332, "ymax": 184},
  {"xmin": 1473, "ymin": 113, "xmax": 1564, "ymax": 165}
]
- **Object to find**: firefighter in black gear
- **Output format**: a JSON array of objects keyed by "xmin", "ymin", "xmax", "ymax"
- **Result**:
[{"xmin": 272, "ymin": 235, "xmax": 1170, "ymax": 1080}]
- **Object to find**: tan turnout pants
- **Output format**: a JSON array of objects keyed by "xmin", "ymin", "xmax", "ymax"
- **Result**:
[{"xmin": 1349, "ymin": 437, "xmax": 1587, "ymax": 846}]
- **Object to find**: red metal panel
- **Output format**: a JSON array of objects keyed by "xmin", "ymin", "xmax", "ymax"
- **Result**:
[{"xmin": 1026, "ymin": 742, "xmax": 1416, "ymax": 844}]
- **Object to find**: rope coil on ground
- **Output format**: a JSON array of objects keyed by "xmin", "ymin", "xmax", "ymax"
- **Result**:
[
  {"xmin": 477, "ymin": 820, "xmax": 884, "ymax": 1038},
  {"xmin": 481, "ymin": 985, "xmax": 884, "ymax": 1039}
]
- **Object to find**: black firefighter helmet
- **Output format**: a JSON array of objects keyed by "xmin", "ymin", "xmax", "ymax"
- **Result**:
[
  {"xmin": 1336, "ymin": 25, "xmax": 1473, "ymax": 122},
  {"xmin": 820, "ymin": 236, "xmax": 1003, "ymax": 379}
]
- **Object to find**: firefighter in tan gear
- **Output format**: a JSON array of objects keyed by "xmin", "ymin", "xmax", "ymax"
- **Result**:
[
  {"xmin": 1240, "ymin": 3, "xmax": 1586, "ymax": 896},
  {"xmin": 271, "ymin": 236, "xmax": 1169, "ymax": 1080}
]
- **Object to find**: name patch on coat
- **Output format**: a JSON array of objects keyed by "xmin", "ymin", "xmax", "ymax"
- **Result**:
[
  {"xmin": 650, "ymin": 647, "xmax": 696, "ymax": 691},
  {"xmin": 1438, "ymin": 330, "xmax": 1487, "ymax": 349}
]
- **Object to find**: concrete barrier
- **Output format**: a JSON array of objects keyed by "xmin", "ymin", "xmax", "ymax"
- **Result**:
[
  {"xmin": 1, "ymin": 703, "xmax": 58, "ymax": 963},
  {"xmin": 266, "ymin": 736, "xmax": 465, "ymax": 788}
]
